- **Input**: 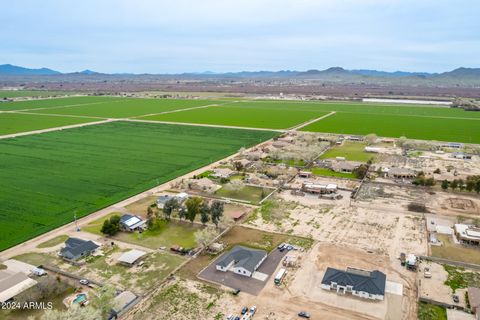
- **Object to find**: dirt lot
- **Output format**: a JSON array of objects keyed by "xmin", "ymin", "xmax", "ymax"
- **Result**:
[{"xmin": 246, "ymin": 190, "xmax": 427, "ymax": 257}]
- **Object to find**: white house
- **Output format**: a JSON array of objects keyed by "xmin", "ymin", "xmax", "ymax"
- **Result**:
[{"xmin": 215, "ymin": 246, "xmax": 267, "ymax": 277}]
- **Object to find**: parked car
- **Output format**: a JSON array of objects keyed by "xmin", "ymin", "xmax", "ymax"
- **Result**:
[
  {"xmin": 424, "ymin": 267, "xmax": 432, "ymax": 278},
  {"xmin": 278, "ymin": 243, "xmax": 285, "ymax": 250},
  {"xmin": 232, "ymin": 289, "xmax": 241, "ymax": 295},
  {"xmin": 250, "ymin": 306, "xmax": 257, "ymax": 315},
  {"xmin": 453, "ymin": 295, "xmax": 459, "ymax": 303},
  {"xmin": 79, "ymin": 279, "xmax": 89, "ymax": 285},
  {"xmin": 298, "ymin": 311, "xmax": 311, "ymax": 318},
  {"xmin": 226, "ymin": 314, "xmax": 233, "ymax": 320},
  {"xmin": 234, "ymin": 316, "xmax": 240, "ymax": 320},
  {"xmin": 241, "ymin": 307, "xmax": 248, "ymax": 315}
]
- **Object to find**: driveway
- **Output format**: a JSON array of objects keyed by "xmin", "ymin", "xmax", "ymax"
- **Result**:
[{"xmin": 198, "ymin": 248, "xmax": 287, "ymax": 295}]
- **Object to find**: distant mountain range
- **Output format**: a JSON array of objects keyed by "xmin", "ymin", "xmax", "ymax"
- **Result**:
[{"xmin": 1, "ymin": 63, "xmax": 480, "ymax": 80}]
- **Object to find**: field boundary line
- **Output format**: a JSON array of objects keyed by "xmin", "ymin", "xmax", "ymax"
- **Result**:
[
  {"xmin": 0, "ymin": 118, "xmax": 116, "ymax": 140},
  {"xmin": 130, "ymin": 101, "xmax": 236, "ymax": 119},
  {"xmin": 335, "ymin": 110, "xmax": 480, "ymax": 121},
  {"xmin": 11, "ymin": 110, "xmax": 109, "ymax": 120},
  {"xmin": 124, "ymin": 118, "xmax": 286, "ymax": 132},
  {"xmin": 290, "ymin": 111, "xmax": 336, "ymax": 131}
]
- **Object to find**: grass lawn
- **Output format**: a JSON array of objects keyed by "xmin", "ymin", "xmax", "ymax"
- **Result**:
[
  {"xmin": 125, "ymin": 195, "xmax": 159, "ymax": 216},
  {"xmin": 215, "ymin": 185, "xmax": 273, "ymax": 204},
  {"xmin": 0, "ymin": 112, "xmax": 99, "ymax": 135},
  {"xmin": 431, "ymin": 234, "xmax": 480, "ymax": 265},
  {"xmin": 310, "ymin": 167, "xmax": 356, "ymax": 179},
  {"xmin": 113, "ymin": 220, "xmax": 202, "ymax": 249},
  {"xmin": 0, "ymin": 121, "xmax": 276, "ymax": 251},
  {"xmin": 37, "ymin": 235, "xmax": 69, "ymax": 248},
  {"xmin": 418, "ymin": 302, "xmax": 447, "ymax": 320},
  {"xmin": 302, "ymin": 112, "xmax": 480, "ymax": 144},
  {"xmin": 443, "ymin": 264, "xmax": 480, "ymax": 293},
  {"xmin": 12, "ymin": 252, "xmax": 60, "ymax": 267},
  {"xmin": 82, "ymin": 212, "xmax": 121, "ymax": 235},
  {"xmin": 320, "ymin": 141, "xmax": 374, "ymax": 162}
]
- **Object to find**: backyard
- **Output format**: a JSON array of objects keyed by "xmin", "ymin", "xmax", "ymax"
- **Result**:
[
  {"xmin": 431, "ymin": 234, "xmax": 480, "ymax": 265},
  {"xmin": 319, "ymin": 141, "xmax": 374, "ymax": 162}
]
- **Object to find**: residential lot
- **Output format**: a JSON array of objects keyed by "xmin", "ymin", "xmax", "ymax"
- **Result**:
[{"xmin": 198, "ymin": 247, "xmax": 287, "ymax": 295}]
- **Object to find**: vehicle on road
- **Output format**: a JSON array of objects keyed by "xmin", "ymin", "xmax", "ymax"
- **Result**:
[
  {"xmin": 79, "ymin": 279, "xmax": 89, "ymax": 285},
  {"xmin": 298, "ymin": 311, "xmax": 311, "ymax": 318}
]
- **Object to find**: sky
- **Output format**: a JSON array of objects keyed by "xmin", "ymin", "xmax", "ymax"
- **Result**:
[{"xmin": 1, "ymin": 0, "xmax": 479, "ymax": 74}]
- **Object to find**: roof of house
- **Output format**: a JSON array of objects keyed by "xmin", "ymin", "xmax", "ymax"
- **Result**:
[
  {"xmin": 0, "ymin": 270, "xmax": 37, "ymax": 303},
  {"xmin": 120, "ymin": 214, "xmax": 146, "ymax": 229},
  {"xmin": 60, "ymin": 237, "xmax": 99, "ymax": 258},
  {"xmin": 113, "ymin": 290, "xmax": 137, "ymax": 313},
  {"xmin": 321, "ymin": 267, "xmax": 386, "ymax": 296},
  {"xmin": 331, "ymin": 160, "xmax": 362, "ymax": 171},
  {"xmin": 455, "ymin": 224, "xmax": 480, "ymax": 240},
  {"xmin": 388, "ymin": 167, "xmax": 416, "ymax": 176},
  {"xmin": 468, "ymin": 287, "xmax": 480, "ymax": 309},
  {"xmin": 216, "ymin": 245, "xmax": 267, "ymax": 273},
  {"xmin": 118, "ymin": 250, "xmax": 147, "ymax": 265},
  {"xmin": 157, "ymin": 195, "xmax": 173, "ymax": 204}
]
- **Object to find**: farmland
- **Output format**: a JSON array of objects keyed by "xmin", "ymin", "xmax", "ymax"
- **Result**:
[
  {"xmin": 0, "ymin": 112, "xmax": 99, "ymax": 135},
  {"xmin": 0, "ymin": 121, "xmax": 276, "ymax": 251},
  {"xmin": 141, "ymin": 102, "xmax": 331, "ymax": 129},
  {"xmin": 301, "ymin": 112, "xmax": 480, "ymax": 143},
  {"xmin": 0, "ymin": 96, "xmax": 118, "ymax": 111}
]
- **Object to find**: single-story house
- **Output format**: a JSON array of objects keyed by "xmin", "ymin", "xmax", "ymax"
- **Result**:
[
  {"xmin": 302, "ymin": 183, "xmax": 337, "ymax": 194},
  {"xmin": 157, "ymin": 193, "xmax": 189, "ymax": 209},
  {"xmin": 454, "ymin": 224, "xmax": 480, "ymax": 246},
  {"xmin": 321, "ymin": 267, "xmax": 386, "ymax": 301},
  {"xmin": 451, "ymin": 152, "xmax": 473, "ymax": 160},
  {"xmin": 211, "ymin": 168, "xmax": 235, "ymax": 179},
  {"xmin": 215, "ymin": 245, "xmax": 267, "ymax": 277},
  {"xmin": 120, "ymin": 214, "xmax": 147, "ymax": 232},
  {"xmin": 330, "ymin": 160, "xmax": 362, "ymax": 173},
  {"xmin": 0, "ymin": 270, "xmax": 38, "ymax": 303},
  {"xmin": 117, "ymin": 249, "xmax": 147, "ymax": 266},
  {"xmin": 59, "ymin": 237, "xmax": 99, "ymax": 261},
  {"xmin": 468, "ymin": 287, "xmax": 480, "ymax": 317},
  {"xmin": 298, "ymin": 171, "xmax": 312, "ymax": 178},
  {"xmin": 387, "ymin": 167, "xmax": 417, "ymax": 179}
]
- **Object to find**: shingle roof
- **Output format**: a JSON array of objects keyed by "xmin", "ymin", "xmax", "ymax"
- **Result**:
[
  {"xmin": 60, "ymin": 237, "xmax": 99, "ymax": 259},
  {"xmin": 216, "ymin": 245, "xmax": 267, "ymax": 273},
  {"xmin": 321, "ymin": 267, "xmax": 386, "ymax": 296}
]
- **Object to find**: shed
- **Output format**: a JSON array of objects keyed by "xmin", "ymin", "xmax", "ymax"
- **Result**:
[
  {"xmin": 117, "ymin": 250, "xmax": 147, "ymax": 266},
  {"xmin": 0, "ymin": 270, "xmax": 37, "ymax": 303}
]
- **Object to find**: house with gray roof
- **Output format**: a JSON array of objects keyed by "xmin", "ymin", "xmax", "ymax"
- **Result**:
[
  {"xmin": 59, "ymin": 237, "xmax": 99, "ymax": 261},
  {"xmin": 215, "ymin": 246, "xmax": 267, "ymax": 277},
  {"xmin": 321, "ymin": 267, "xmax": 386, "ymax": 301},
  {"xmin": 120, "ymin": 214, "xmax": 146, "ymax": 232}
]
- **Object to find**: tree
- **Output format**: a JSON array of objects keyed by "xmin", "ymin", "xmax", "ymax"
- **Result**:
[
  {"xmin": 185, "ymin": 197, "xmax": 203, "ymax": 223},
  {"xmin": 475, "ymin": 180, "xmax": 480, "ymax": 194},
  {"xmin": 224, "ymin": 179, "xmax": 244, "ymax": 194},
  {"xmin": 450, "ymin": 179, "xmax": 459, "ymax": 191},
  {"xmin": 200, "ymin": 202, "xmax": 210, "ymax": 225},
  {"xmin": 217, "ymin": 215, "xmax": 234, "ymax": 230},
  {"xmin": 90, "ymin": 285, "xmax": 116, "ymax": 319},
  {"xmin": 210, "ymin": 201, "xmax": 224, "ymax": 228},
  {"xmin": 233, "ymin": 161, "xmax": 244, "ymax": 172},
  {"xmin": 433, "ymin": 168, "xmax": 441, "ymax": 174},
  {"xmin": 101, "ymin": 215, "xmax": 121, "ymax": 236},
  {"xmin": 163, "ymin": 198, "xmax": 179, "ymax": 221},
  {"xmin": 146, "ymin": 207, "xmax": 155, "ymax": 229},
  {"xmin": 353, "ymin": 164, "xmax": 369, "ymax": 179},
  {"xmin": 458, "ymin": 179, "xmax": 466, "ymax": 191},
  {"xmin": 178, "ymin": 207, "xmax": 187, "ymax": 220},
  {"xmin": 441, "ymin": 179, "xmax": 449, "ymax": 190},
  {"xmin": 365, "ymin": 133, "xmax": 377, "ymax": 145},
  {"xmin": 194, "ymin": 226, "xmax": 217, "ymax": 249}
]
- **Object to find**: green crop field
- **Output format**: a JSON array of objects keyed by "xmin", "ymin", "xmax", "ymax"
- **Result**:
[
  {"xmin": 0, "ymin": 96, "xmax": 118, "ymax": 111},
  {"xmin": 302, "ymin": 112, "xmax": 480, "ymax": 144},
  {"xmin": 141, "ymin": 102, "xmax": 330, "ymax": 129},
  {"xmin": 0, "ymin": 90, "xmax": 75, "ymax": 98},
  {"xmin": 0, "ymin": 113, "xmax": 99, "ymax": 135},
  {"xmin": 0, "ymin": 121, "xmax": 276, "ymax": 251},
  {"xmin": 35, "ymin": 98, "xmax": 221, "ymax": 118}
]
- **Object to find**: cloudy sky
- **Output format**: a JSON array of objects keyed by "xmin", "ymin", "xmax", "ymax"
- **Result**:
[{"xmin": 1, "ymin": 0, "xmax": 479, "ymax": 73}]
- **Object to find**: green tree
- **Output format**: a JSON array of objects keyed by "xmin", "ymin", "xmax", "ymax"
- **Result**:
[
  {"xmin": 185, "ymin": 197, "xmax": 203, "ymax": 223},
  {"xmin": 163, "ymin": 198, "xmax": 179, "ymax": 221},
  {"xmin": 200, "ymin": 202, "xmax": 210, "ymax": 225},
  {"xmin": 100, "ymin": 215, "xmax": 120, "ymax": 236},
  {"xmin": 353, "ymin": 164, "xmax": 369, "ymax": 180},
  {"xmin": 475, "ymin": 180, "xmax": 480, "ymax": 194},
  {"xmin": 450, "ymin": 179, "xmax": 459, "ymax": 191},
  {"xmin": 458, "ymin": 179, "xmax": 465, "ymax": 191},
  {"xmin": 194, "ymin": 226, "xmax": 217, "ymax": 249},
  {"xmin": 210, "ymin": 201, "xmax": 224, "ymax": 228},
  {"xmin": 441, "ymin": 180, "xmax": 449, "ymax": 190}
]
